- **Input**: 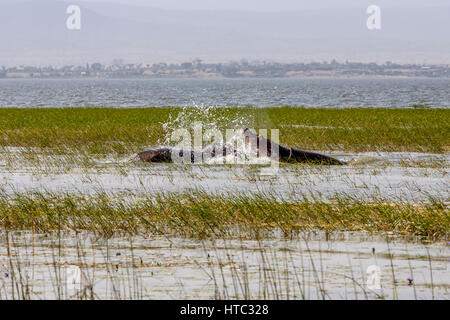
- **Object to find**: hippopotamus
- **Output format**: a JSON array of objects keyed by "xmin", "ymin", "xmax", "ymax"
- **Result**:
[{"xmin": 137, "ymin": 128, "xmax": 344, "ymax": 165}]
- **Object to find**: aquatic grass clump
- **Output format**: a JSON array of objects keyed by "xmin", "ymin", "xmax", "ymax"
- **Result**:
[
  {"xmin": 0, "ymin": 191, "xmax": 447, "ymax": 240},
  {"xmin": 268, "ymin": 107, "xmax": 449, "ymax": 153}
]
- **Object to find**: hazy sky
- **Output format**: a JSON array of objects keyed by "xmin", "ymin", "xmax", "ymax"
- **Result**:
[
  {"xmin": 0, "ymin": 0, "xmax": 449, "ymax": 65},
  {"xmin": 76, "ymin": 0, "xmax": 450, "ymax": 11}
]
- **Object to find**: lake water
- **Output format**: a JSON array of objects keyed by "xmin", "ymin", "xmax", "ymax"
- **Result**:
[{"xmin": 0, "ymin": 78, "xmax": 449, "ymax": 108}]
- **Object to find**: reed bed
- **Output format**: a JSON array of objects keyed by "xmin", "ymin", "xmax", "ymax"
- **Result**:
[
  {"xmin": 0, "ymin": 106, "xmax": 448, "ymax": 300},
  {"xmin": 0, "ymin": 191, "xmax": 447, "ymax": 240},
  {"xmin": 0, "ymin": 107, "xmax": 448, "ymax": 155}
]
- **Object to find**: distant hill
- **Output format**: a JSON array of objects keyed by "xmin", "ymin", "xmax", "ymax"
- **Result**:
[{"xmin": 0, "ymin": 0, "xmax": 449, "ymax": 65}]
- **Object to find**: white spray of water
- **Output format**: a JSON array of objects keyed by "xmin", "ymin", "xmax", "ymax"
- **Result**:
[
  {"xmin": 158, "ymin": 103, "xmax": 273, "ymax": 165},
  {"xmin": 160, "ymin": 104, "xmax": 251, "ymax": 143}
]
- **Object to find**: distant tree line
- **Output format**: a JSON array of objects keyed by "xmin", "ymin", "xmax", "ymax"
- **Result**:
[{"xmin": 1, "ymin": 60, "xmax": 449, "ymax": 78}]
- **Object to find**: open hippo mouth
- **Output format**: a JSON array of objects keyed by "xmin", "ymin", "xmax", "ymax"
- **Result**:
[{"xmin": 137, "ymin": 128, "xmax": 344, "ymax": 165}]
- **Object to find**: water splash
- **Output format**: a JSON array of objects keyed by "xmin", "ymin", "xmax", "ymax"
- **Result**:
[
  {"xmin": 159, "ymin": 103, "xmax": 253, "ymax": 147},
  {"xmin": 157, "ymin": 103, "xmax": 275, "ymax": 165}
]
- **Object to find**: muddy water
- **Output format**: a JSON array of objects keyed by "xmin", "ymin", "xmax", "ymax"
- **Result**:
[
  {"xmin": 0, "ymin": 151, "xmax": 448, "ymax": 202},
  {"xmin": 0, "ymin": 231, "xmax": 447, "ymax": 300}
]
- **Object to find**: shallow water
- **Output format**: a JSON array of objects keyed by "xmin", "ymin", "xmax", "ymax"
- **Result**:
[
  {"xmin": 0, "ymin": 149, "xmax": 448, "ymax": 300},
  {"xmin": 0, "ymin": 150, "xmax": 448, "ymax": 203},
  {"xmin": 0, "ymin": 230, "xmax": 447, "ymax": 300},
  {"xmin": 0, "ymin": 78, "xmax": 449, "ymax": 108}
]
